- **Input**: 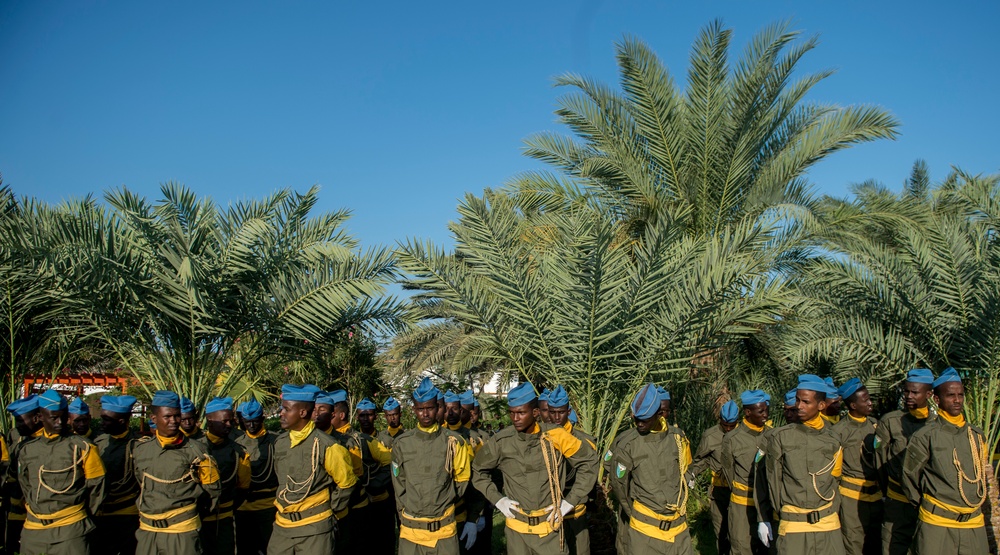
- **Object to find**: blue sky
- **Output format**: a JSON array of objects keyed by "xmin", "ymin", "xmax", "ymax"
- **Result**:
[{"xmin": 2, "ymin": 1, "xmax": 998, "ymax": 250}]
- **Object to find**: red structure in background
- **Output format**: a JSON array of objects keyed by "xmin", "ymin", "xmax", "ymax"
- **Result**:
[{"xmin": 22, "ymin": 372, "xmax": 129, "ymax": 397}]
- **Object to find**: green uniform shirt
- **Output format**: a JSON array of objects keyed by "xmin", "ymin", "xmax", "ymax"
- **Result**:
[
  {"xmin": 376, "ymin": 426, "xmax": 405, "ymax": 450},
  {"xmin": 10, "ymin": 430, "xmax": 106, "ymax": 542},
  {"xmin": 721, "ymin": 422, "xmax": 768, "ymax": 502},
  {"xmin": 234, "ymin": 429, "xmax": 279, "ymax": 512},
  {"xmin": 392, "ymin": 425, "xmax": 471, "ymax": 518},
  {"xmin": 132, "ymin": 433, "xmax": 221, "ymax": 532},
  {"xmin": 205, "ymin": 433, "xmax": 250, "ymax": 514},
  {"xmin": 765, "ymin": 421, "xmax": 843, "ymax": 533},
  {"xmin": 832, "ymin": 415, "xmax": 879, "ymax": 485},
  {"xmin": 875, "ymin": 409, "xmax": 934, "ymax": 499},
  {"xmin": 690, "ymin": 424, "xmax": 727, "ymax": 483},
  {"xmin": 473, "ymin": 422, "xmax": 598, "ymax": 512},
  {"xmin": 93, "ymin": 429, "xmax": 140, "ymax": 515}
]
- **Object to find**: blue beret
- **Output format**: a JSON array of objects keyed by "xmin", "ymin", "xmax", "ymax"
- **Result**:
[
  {"xmin": 823, "ymin": 377, "xmax": 841, "ymax": 399},
  {"xmin": 315, "ymin": 391, "xmax": 335, "ymax": 406},
  {"xmin": 413, "ymin": 378, "xmax": 439, "ymax": 403},
  {"xmin": 38, "ymin": 389, "xmax": 67, "ymax": 411},
  {"xmin": 383, "ymin": 397, "xmax": 401, "ymax": 411},
  {"xmin": 148, "ymin": 418, "xmax": 156, "ymax": 430},
  {"xmin": 281, "ymin": 384, "xmax": 321, "ymax": 403},
  {"xmin": 151, "ymin": 390, "xmax": 180, "ymax": 409},
  {"xmin": 784, "ymin": 389, "xmax": 798, "ymax": 407},
  {"xmin": 329, "ymin": 390, "xmax": 348, "ymax": 404},
  {"xmin": 656, "ymin": 385, "xmax": 671, "ymax": 402},
  {"xmin": 444, "ymin": 390, "xmax": 461, "ymax": 404},
  {"xmin": 180, "ymin": 396, "xmax": 196, "ymax": 414},
  {"xmin": 436, "ymin": 389, "xmax": 444, "ymax": 400},
  {"xmin": 205, "ymin": 396, "xmax": 233, "ymax": 414},
  {"xmin": 720, "ymin": 400, "xmax": 739, "ymax": 423},
  {"xmin": 507, "ymin": 382, "xmax": 538, "ymax": 407},
  {"xmin": 548, "ymin": 385, "xmax": 569, "ymax": 408},
  {"xmin": 838, "ymin": 378, "xmax": 864, "ymax": 400},
  {"xmin": 568, "ymin": 409, "xmax": 578, "ymax": 424},
  {"xmin": 100, "ymin": 395, "xmax": 137, "ymax": 414},
  {"xmin": 68, "ymin": 397, "xmax": 90, "ymax": 415},
  {"xmin": 797, "ymin": 374, "xmax": 835, "ymax": 396},
  {"xmin": 933, "ymin": 367, "xmax": 961, "ymax": 388},
  {"xmin": 241, "ymin": 398, "xmax": 263, "ymax": 419},
  {"xmin": 459, "ymin": 390, "xmax": 476, "ymax": 406},
  {"xmin": 907, "ymin": 368, "xmax": 935, "ymax": 385},
  {"xmin": 631, "ymin": 383, "xmax": 660, "ymax": 420},
  {"xmin": 6, "ymin": 395, "xmax": 39, "ymax": 416},
  {"xmin": 740, "ymin": 389, "xmax": 769, "ymax": 406},
  {"xmin": 356, "ymin": 398, "xmax": 377, "ymax": 411},
  {"xmin": 538, "ymin": 388, "xmax": 551, "ymax": 403}
]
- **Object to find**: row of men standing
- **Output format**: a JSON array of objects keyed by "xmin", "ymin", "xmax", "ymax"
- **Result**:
[{"xmin": 689, "ymin": 370, "xmax": 996, "ymax": 555}]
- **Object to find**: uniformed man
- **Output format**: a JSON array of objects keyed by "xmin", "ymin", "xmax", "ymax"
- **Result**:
[
  {"xmin": 605, "ymin": 414, "xmax": 639, "ymax": 555},
  {"xmin": 443, "ymin": 391, "xmax": 484, "ymax": 554},
  {"xmin": 656, "ymin": 386, "xmax": 673, "ymax": 423},
  {"xmin": 765, "ymin": 375, "xmax": 844, "ymax": 555},
  {"xmin": 4, "ymin": 395, "xmax": 38, "ymax": 555},
  {"xmin": 392, "ymin": 377, "xmax": 474, "ymax": 555},
  {"xmin": 200, "ymin": 397, "xmax": 251, "ymax": 555},
  {"xmin": 436, "ymin": 390, "xmax": 447, "ymax": 426},
  {"xmin": 459, "ymin": 390, "xmax": 491, "ymax": 555},
  {"xmin": 547, "ymin": 385, "xmax": 596, "ymax": 555},
  {"xmin": 132, "ymin": 390, "xmax": 221, "ymax": 555},
  {"xmin": 902, "ymin": 368, "xmax": 993, "ymax": 554},
  {"xmin": 537, "ymin": 388, "xmax": 551, "ymax": 424},
  {"xmin": 356, "ymin": 397, "xmax": 396, "ymax": 555},
  {"xmin": 233, "ymin": 398, "xmax": 279, "ymax": 555},
  {"xmin": 180, "ymin": 396, "xmax": 209, "ymax": 447},
  {"xmin": 753, "ymin": 389, "xmax": 799, "ymax": 550},
  {"xmin": 268, "ymin": 384, "xmax": 356, "ymax": 555},
  {"xmin": 832, "ymin": 378, "xmax": 882, "ymax": 555},
  {"xmin": 376, "ymin": 397, "xmax": 405, "ymax": 449},
  {"xmin": 822, "ymin": 377, "xmax": 842, "ymax": 425},
  {"xmin": 607, "ymin": 384, "xmax": 693, "ymax": 554},
  {"xmin": 68, "ymin": 398, "xmax": 94, "ymax": 439},
  {"xmin": 876, "ymin": 368, "xmax": 936, "ymax": 555},
  {"xmin": 312, "ymin": 389, "xmax": 361, "ymax": 551},
  {"xmin": 472, "ymin": 382, "xmax": 598, "ymax": 555},
  {"xmin": 722, "ymin": 391, "xmax": 770, "ymax": 555},
  {"xmin": 93, "ymin": 394, "xmax": 141, "ymax": 555},
  {"xmin": 10, "ymin": 388, "xmax": 106, "ymax": 555},
  {"xmin": 690, "ymin": 400, "xmax": 738, "ymax": 555}
]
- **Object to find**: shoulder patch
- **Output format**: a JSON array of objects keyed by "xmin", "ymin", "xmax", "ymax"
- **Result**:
[
  {"xmin": 754, "ymin": 449, "xmax": 765, "ymax": 463},
  {"xmin": 604, "ymin": 450, "xmax": 613, "ymax": 462},
  {"xmin": 392, "ymin": 461, "xmax": 400, "ymax": 477},
  {"xmin": 872, "ymin": 436, "xmax": 882, "ymax": 449},
  {"xmin": 615, "ymin": 462, "xmax": 626, "ymax": 479}
]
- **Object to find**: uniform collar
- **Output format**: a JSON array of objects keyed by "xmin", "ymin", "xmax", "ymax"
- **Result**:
[
  {"xmin": 335, "ymin": 423, "xmax": 352, "ymax": 435},
  {"xmin": 821, "ymin": 413, "xmax": 840, "ymax": 424},
  {"xmin": 847, "ymin": 413, "xmax": 867, "ymax": 423},
  {"xmin": 802, "ymin": 414, "xmax": 824, "ymax": 430},
  {"xmin": 742, "ymin": 418, "xmax": 764, "ymax": 433},
  {"xmin": 111, "ymin": 429, "xmax": 131, "ymax": 440},
  {"xmin": 938, "ymin": 410, "xmax": 966, "ymax": 428},
  {"xmin": 155, "ymin": 432, "xmax": 185, "ymax": 448},
  {"xmin": 909, "ymin": 405, "xmax": 930, "ymax": 420},
  {"xmin": 289, "ymin": 421, "xmax": 315, "ymax": 448},
  {"xmin": 34, "ymin": 428, "xmax": 60, "ymax": 440},
  {"xmin": 446, "ymin": 422, "xmax": 463, "ymax": 431},
  {"xmin": 417, "ymin": 423, "xmax": 440, "ymax": 434},
  {"xmin": 206, "ymin": 431, "xmax": 225, "ymax": 445},
  {"xmin": 387, "ymin": 425, "xmax": 403, "ymax": 436},
  {"xmin": 245, "ymin": 428, "xmax": 267, "ymax": 439}
]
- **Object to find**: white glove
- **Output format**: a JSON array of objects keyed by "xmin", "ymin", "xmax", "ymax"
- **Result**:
[
  {"xmin": 496, "ymin": 497, "xmax": 519, "ymax": 519},
  {"xmin": 460, "ymin": 521, "xmax": 478, "ymax": 549},
  {"xmin": 757, "ymin": 521, "xmax": 773, "ymax": 547},
  {"xmin": 559, "ymin": 499, "xmax": 574, "ymax": 517},
  {"xmin": 476, "ymin": 515, "xmax": 486, "ymax": 532},
  {"xmin": 688, "ymin": 479, "xmax": 696, "ymax": 489}
]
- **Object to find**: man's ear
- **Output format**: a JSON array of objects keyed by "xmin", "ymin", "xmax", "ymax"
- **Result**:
[{"xmin": 818, "ymin": 399, "xmax": 828, "ymax": 412}]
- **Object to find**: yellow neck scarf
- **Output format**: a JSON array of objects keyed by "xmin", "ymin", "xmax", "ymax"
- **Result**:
[
  {"xmin": 562, "ymin": 421, "xmax": 574, "ymax": 433},
  {"xmin": 803, "ymin": 414, "xmax": 825, "ymax": 430},
  {"xmin": 446, "ymin": 422, "xmax": 462, "ymax": 431},
  {"xmin": 245, "ymin": 428, "xmax": 267, "ymax": 439},
  {"xmin": 909, "ymin": 405, "xmax": 930, "ymax": 419},
  {"xmin": 335, "ymin": 423, "xmax": 352, "ymax": 435},
  {"xmin": 649, "ymin": 416, "xmax": 668, "ymax": 434},
  {"xmin": 181, "ymin": 427, "xmax": 199, "ymax": 437},
  {"xmin": 417, "ymin": 423, "xmax": 440, "ymax": 433},
  {"xmin": 938, "ymin": 410, "xmax": 966, "ymax": 428},
  {"xmin": 289, "ymin": 421, "xmax": 315, "ymax": 448},
  {"xmin": 742, "ymin": 418, "xmax": 764, "ymax": 433},
  {"xmin": 155, "ymin": 432, "xmax": 182, "ymax": 448},
  {"xmin": 848, "ymin": 413, "xmax": 867, "ymax": 423},
  {"xmin": 35, "ymin": 428, "xmax": 59, "ymax": 440},
  {"xmin": 388, "ymin": 425, "xmax": 402, "ymax": 436},
  {"xmin": 111, "ymin": 429, "xmax": 131, "ymax": 440},
  {"xmin": 206, "ymin": 431, "xmax": 224, "ymax": 445},
  {"xmin": 821, "ymin": 413, "xmax": 840, "ymax": 424}
]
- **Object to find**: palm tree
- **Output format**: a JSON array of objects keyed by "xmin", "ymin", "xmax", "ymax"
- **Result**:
[{"xmin": 23, "ymin": 184, "xmax": 409, "ymax": 412}]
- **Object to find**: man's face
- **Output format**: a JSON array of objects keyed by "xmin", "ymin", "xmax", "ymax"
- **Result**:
[
  {"xmin": 509, "ymin": 403, "xmax": 538, "ymax": 433},
  {"xmin": 153, "ymin": 406, "xmax": 181, "ymax": 437},
  {"xmin": 100, "ymin": 410, "xmax": 129, "ymax": 436},
  {"xmin": 244, "ymin": 416, "xmax": 264, "ymax": 435},
  {"xmin": 848, "ymin": 388, "xmax": 873, "ymax": 417},
  {"xmin": 537, "ymin": 400, "xmax": 550, "ymax": 424},
  {"xmin": 313, "ymin": 403, "xmax": 333, "ymax": 430},
  {"xmin": 69, "ymin": 412, "xmax": 92, "ymax": 436},
  {"xmin": 357, "ymin": 410, "xmax": 376, "ymax": 433},
  {"xmin": 903, "ymin": 381, "xmax": 933, "ymax": 411},
  {"xmin": 445, "ymin": 402, "xmax": 462, "ymax": 426},
  {"xmin": 934, "ymin": 382, "xmax": 965, "ymax": 417},
  {"xmin": 15, "ymin": 411, "xmax": 41, "ymax": 436},
  {"xmin": 435, "ymin": 400, "xmax": 445, "ymax": 424},
  {"xmin": 783, "ymin": 405, "xmax": 799, "ymax": 424},
  {"xmin": 280, "ymin": 400, "xmax": 311, "ymax": 431},
  {"xmin": 179, "ymin": 412, "xmax": 198, "ymax": 434},
  {"xmin": 460, "ymin": 405, "xmax": 472, "ymax": 425},
  {"xmin": 39, "ymin": 408, "xmax": 65, "ymax": 436},
  {"xmin": 634, "ymin": 414, "xmax": 662, "ymax": 434},
  {"xmin": 548, "ymin": 404, "xmax": 570, "ymax": 426},
  {"xmin": 414, "ymin": 399, "xmax": 438, "ymax": 428},
  {"xmin": 205, "ymin": 409, "xmax": 233, "ymax": 438},
  {"xmin": 720, "ymin": 420, "xmax": 738, "ymax": 433},
  {"xmin": 824, "ymin": 399, "xmax": 842, "ymax": 415},
  {"xmin": 384, "ymin": 408, "xmax": 401, "ymax": 428},
  {"xmin": 469, "ymin": 406, "xmax": 481, "ymax": 426},
  {"xmin": 331, "ymin": 404, "xmax": 350, "ymax": 429},
  {"xmin": 744, "ymin": 402, "xmax": 769, "ymax": 428},
  {"xmin": 657, "ymin": 400, "xmax": 671, "ymax": 421},
  {"xmin": 796, "ymin": 390, "xmax": 827, "ymax": 422}
]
